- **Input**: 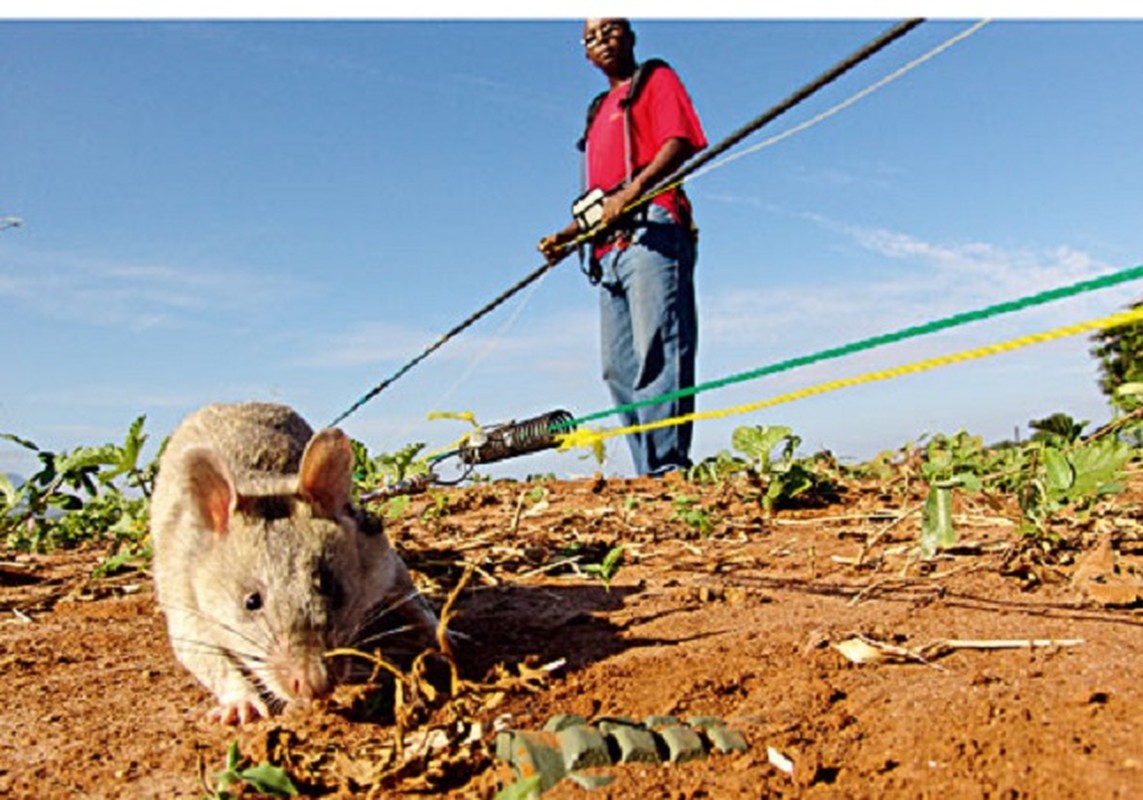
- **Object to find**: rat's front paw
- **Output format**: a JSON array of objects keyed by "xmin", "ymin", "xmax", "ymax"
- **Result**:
[{"xmin": 207, "ymin": 695, "xmax": 270, "ymax": 725}]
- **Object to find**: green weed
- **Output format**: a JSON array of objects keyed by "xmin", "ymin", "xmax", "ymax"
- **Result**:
[
  {"xmin": 420, "ymin": 491, "xmax": 451, "ymax": 527},
  {"xmin": 1, "ymin": 417, "xmax": 153, "ymax": 574},
  {"xmin": 581, "ymin": 544, "xmax": 625, "ymax": 589},
  {"xmin": 211, "ymin": 740, "xmax": 298, "ymax": 799},
  {"xmin": 671, "ymin": 495, "xmax": 715, "ymax": 536},
  {"xmin": 729, "ymin": 424, "xmax": 837, "ymax": 512},
  {"xmin": 915, "ymin": 414, "xmax": 1135, "ymax": 553}
]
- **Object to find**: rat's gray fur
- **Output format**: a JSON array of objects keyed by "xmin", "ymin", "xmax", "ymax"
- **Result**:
[{"xmin": 150, "ymin": 402, "xmax": 437, "ymax": 724}]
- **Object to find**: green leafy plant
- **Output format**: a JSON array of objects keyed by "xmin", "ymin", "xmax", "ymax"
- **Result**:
[
  {"xmin": 380, "ymin": 493, "xmax": 412, "ymax": 520},
  {"xmin": 1, "ymin": 417, "xmax": 153, "ymax": 562},
  {"xmin": 92, "ymin": 540, "xmax": 152, "ymax": 579},
  {"xmin": 350, "ymin": 439, "xmax": 433, "ymax": 520},
  {"xmin": 1018, "ymin": 434, "xmax": 1133, "ymax": 536},
  {"xmin": 352, "ymin": 440, "xmax": 431, "ymax": 490},
  {"xmin": 211, "ymin": 740, "xmax": 298, "ymax": 799},
  {"xmin": 1115, "ymin": 383, "xmax": 1143, "ymax": 413},
  {"xmin": 731, "ymin": 425, "xmax": 796, "ymax": 473},
  {"xmin": 1028, "ymin": 412, "xmax": 1088, "ymax": 447},
  {"xmin": 920, "ymin": 430, "xmax": 995, "ymax": 486},
  {"xmin": 686, "ymin": 449, "xmax": 746, "ymax": 484},
  {"xmin": 581, "ymin": 544, "xmax": 625, "ymax": 589},
  {"xmin": 494, "ymin": 775, "xmax": 543, "ymax": 800},
  {"xmin": 671, "ymin": 495, "xmax": 715, "ymax": 536},
  {"xmin": 919, "ymin": 482, "xmax": 956, "ymax": 559},
  {"xmin": 420, "ymin": 491, "xmax": 451, "ymax": 527},
  {"xmin": 729, "ymin": 424, "xmax": 835, "ymax": 512},
  {"xmin": 1090, "ymin": 298, "xmax": 1143, "ymax": 413},
  {"xmin": 913, "ymin": 415, "xmax": 1137, "ymax": 554}
]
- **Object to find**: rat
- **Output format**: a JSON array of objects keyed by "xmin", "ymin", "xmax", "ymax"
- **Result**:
[{"xmin": 149, "ymin": 402, "xmax": 439, "ymax": 725}]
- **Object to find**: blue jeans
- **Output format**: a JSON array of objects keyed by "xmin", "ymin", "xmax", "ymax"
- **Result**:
[{"xmin": 597, "ymin": 203, "xmax": 698, "ymax": 476}]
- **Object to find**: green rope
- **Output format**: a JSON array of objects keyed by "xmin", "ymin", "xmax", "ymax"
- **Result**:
[{"xmin": 557, "ymin": 264, "xmax": 1143, "ymax": 431}]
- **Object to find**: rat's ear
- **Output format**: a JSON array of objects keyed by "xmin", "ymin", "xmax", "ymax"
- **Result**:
[
  {"xmin": 181, "ymin": 447, "xmax": 236, "ymax": 537},
  {"xmin": 298, "ymin": 428, "xmax": 354, "ymax": 518}
]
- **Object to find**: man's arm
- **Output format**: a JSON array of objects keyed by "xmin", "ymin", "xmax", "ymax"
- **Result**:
[
  {"xmin": 537, "ymin": 137, "xmax": 692, "ymax": 265},
  {"xmin": 599, "ymin": 136, "xmax": 695, "ymax": 228}
]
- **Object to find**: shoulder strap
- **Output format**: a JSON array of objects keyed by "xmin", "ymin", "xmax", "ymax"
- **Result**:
[
  {"xmin": 577, "ymin": 90, "xmax": 609, "ymax": 152},
  {"xmin": 576, "ymin": 58, "xmax": 670, "ymax": 152},
  {"xmin": 620, "ymin": 58, "xmax": 669, "ymax": 110}
]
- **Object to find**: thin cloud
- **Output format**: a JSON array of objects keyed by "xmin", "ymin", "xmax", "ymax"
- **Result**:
[
  {"xmin": 0, "ymin": 246, "xmax": 314, "ymax": 332},
  {"xmin": 450, "ymin": 71, "xmax": 568, "ymax": 117},
  {"xmin": 788, "ymin": 161, "xmax": 903, "ymax": 189},
  {"xmin": 292, "ymin": 305, "xmax": 596, "ymax": 370},
  {"xmin": 702, "ymin": 191, "xmax": 773, "ymax": 210},
  {"xmin": 703, "ymin": 219, "xmax": 1130, "ymax": 358},
  {"xmin": 162, "ymin": 24, "xmax": 570, "ymax": 121},
  {"xmin": 291, "ymin": 320, "xmax": 459, "ymax": 367}
]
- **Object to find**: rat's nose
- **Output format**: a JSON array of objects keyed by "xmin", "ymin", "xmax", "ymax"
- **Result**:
[
  {"xmin": 288, "ymin": 661, "xmax": 332, "ymax": 701},
  {"xmin": 278, "ymin": 636, "xmax": 333, "ymax": 702}
]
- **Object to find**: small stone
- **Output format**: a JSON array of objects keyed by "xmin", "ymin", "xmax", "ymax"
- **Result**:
[
  {"xmin": 594, "ymin": 715, "xmax": 639, "ymax": 735},
  {"xmin": 557, "ymin": 724, "xmax": 612, "ymax": 770},
  {"xmin": 657, "ymin": 725, "xmax": 707, "ymax": 763},
  {"xmin": 494, "ymin": 731, "xmax": 515, "ymax": 763},
  {"xmin": 543, "ymin": 713, "xmax": 588, "ymax": 732},
  {"xmin": 706, "ymin": 726, "xmax": 749, "ymax": 754},
  {"xmin": 607, "ymin": 726, "xmax": 661, "ymax": 764},
  {"xmin": 643, "ymin": 714, "xmax": 680, "ymax": 730},
  {"xmin": 505, "ymin": 730, "xmax": 567, "ymax": 792},
  {"xmin": 685, "ymin": 716, "xmax": 726, "ymax": 731}
]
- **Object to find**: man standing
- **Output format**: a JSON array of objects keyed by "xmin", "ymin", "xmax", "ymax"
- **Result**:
[{"xmin": 540, "ymin": 18, "xmax": 707, "ymax": 476}]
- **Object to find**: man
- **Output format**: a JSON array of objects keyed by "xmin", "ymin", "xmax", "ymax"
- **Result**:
[{"xmin": 539, "ymin": 18, "xmax": 707, "ymax": 476}]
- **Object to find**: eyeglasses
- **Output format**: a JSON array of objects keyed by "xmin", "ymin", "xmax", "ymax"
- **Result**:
[{"xmin": 581, "ymin": 22, "xmax": 625, "ymax": 50}]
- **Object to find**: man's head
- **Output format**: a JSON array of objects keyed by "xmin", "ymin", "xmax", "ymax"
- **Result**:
[{"xmin": 582, "ymin": 18, "xmax": 636, "ymax": 81}]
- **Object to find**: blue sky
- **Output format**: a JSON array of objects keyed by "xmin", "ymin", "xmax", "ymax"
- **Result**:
[{"xmin": 2, "ymin": 16, "xmax": 1141, "ymax": 480}]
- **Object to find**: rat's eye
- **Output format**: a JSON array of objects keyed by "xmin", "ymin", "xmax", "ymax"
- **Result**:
[
  {"xmin": 244, "ymin": 592, "xmax": 263, "ymax": 612},
  {"xmin": 316, "ymin": 562, "xmax": 345, "ymax": 610}
]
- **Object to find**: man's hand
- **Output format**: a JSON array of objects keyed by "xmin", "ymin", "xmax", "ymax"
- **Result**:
[
  {"xmin": 601, "ymin": 137, "xmax": 694, "ymax": 227},
  {"xmin": 538, "ymin": 224, "xmax": 578, "ymax": 265},
  {"xmin": 600, "ymin": 185, "xmax": 639, "ymax": 229}
]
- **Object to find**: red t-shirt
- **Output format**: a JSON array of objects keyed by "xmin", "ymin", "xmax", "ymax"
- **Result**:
[{"xmin": 584, "ymin": 63, "xmax": 707, "ymax": 224}]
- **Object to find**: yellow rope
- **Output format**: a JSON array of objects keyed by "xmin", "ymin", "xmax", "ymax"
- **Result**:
[
  {"xmin": 556, "ymin": 306, "xmax": 1143, "ymax": 453},
  {"xmin": 422, "ymin": 410, "xmax": 479, "ymax": 461}
]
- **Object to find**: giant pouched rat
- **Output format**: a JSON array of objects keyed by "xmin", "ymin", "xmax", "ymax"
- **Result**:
[{"xmin": 150, "ymin": 402, "xmax": 439, "ymax": 725}]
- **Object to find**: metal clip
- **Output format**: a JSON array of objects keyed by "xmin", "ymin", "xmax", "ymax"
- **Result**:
[{"xmin": 359, "ymin": 472, "xmax": 439, "ymax": 503}]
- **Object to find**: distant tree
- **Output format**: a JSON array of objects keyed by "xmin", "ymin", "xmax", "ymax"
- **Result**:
[
  {"xmin": 1028, "ymin": 412, "xmax": 1087, "ymax": 446},
  {"xmin": 1090, "ymin": 298, "xmax": 1143, "ymax": 412}
]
